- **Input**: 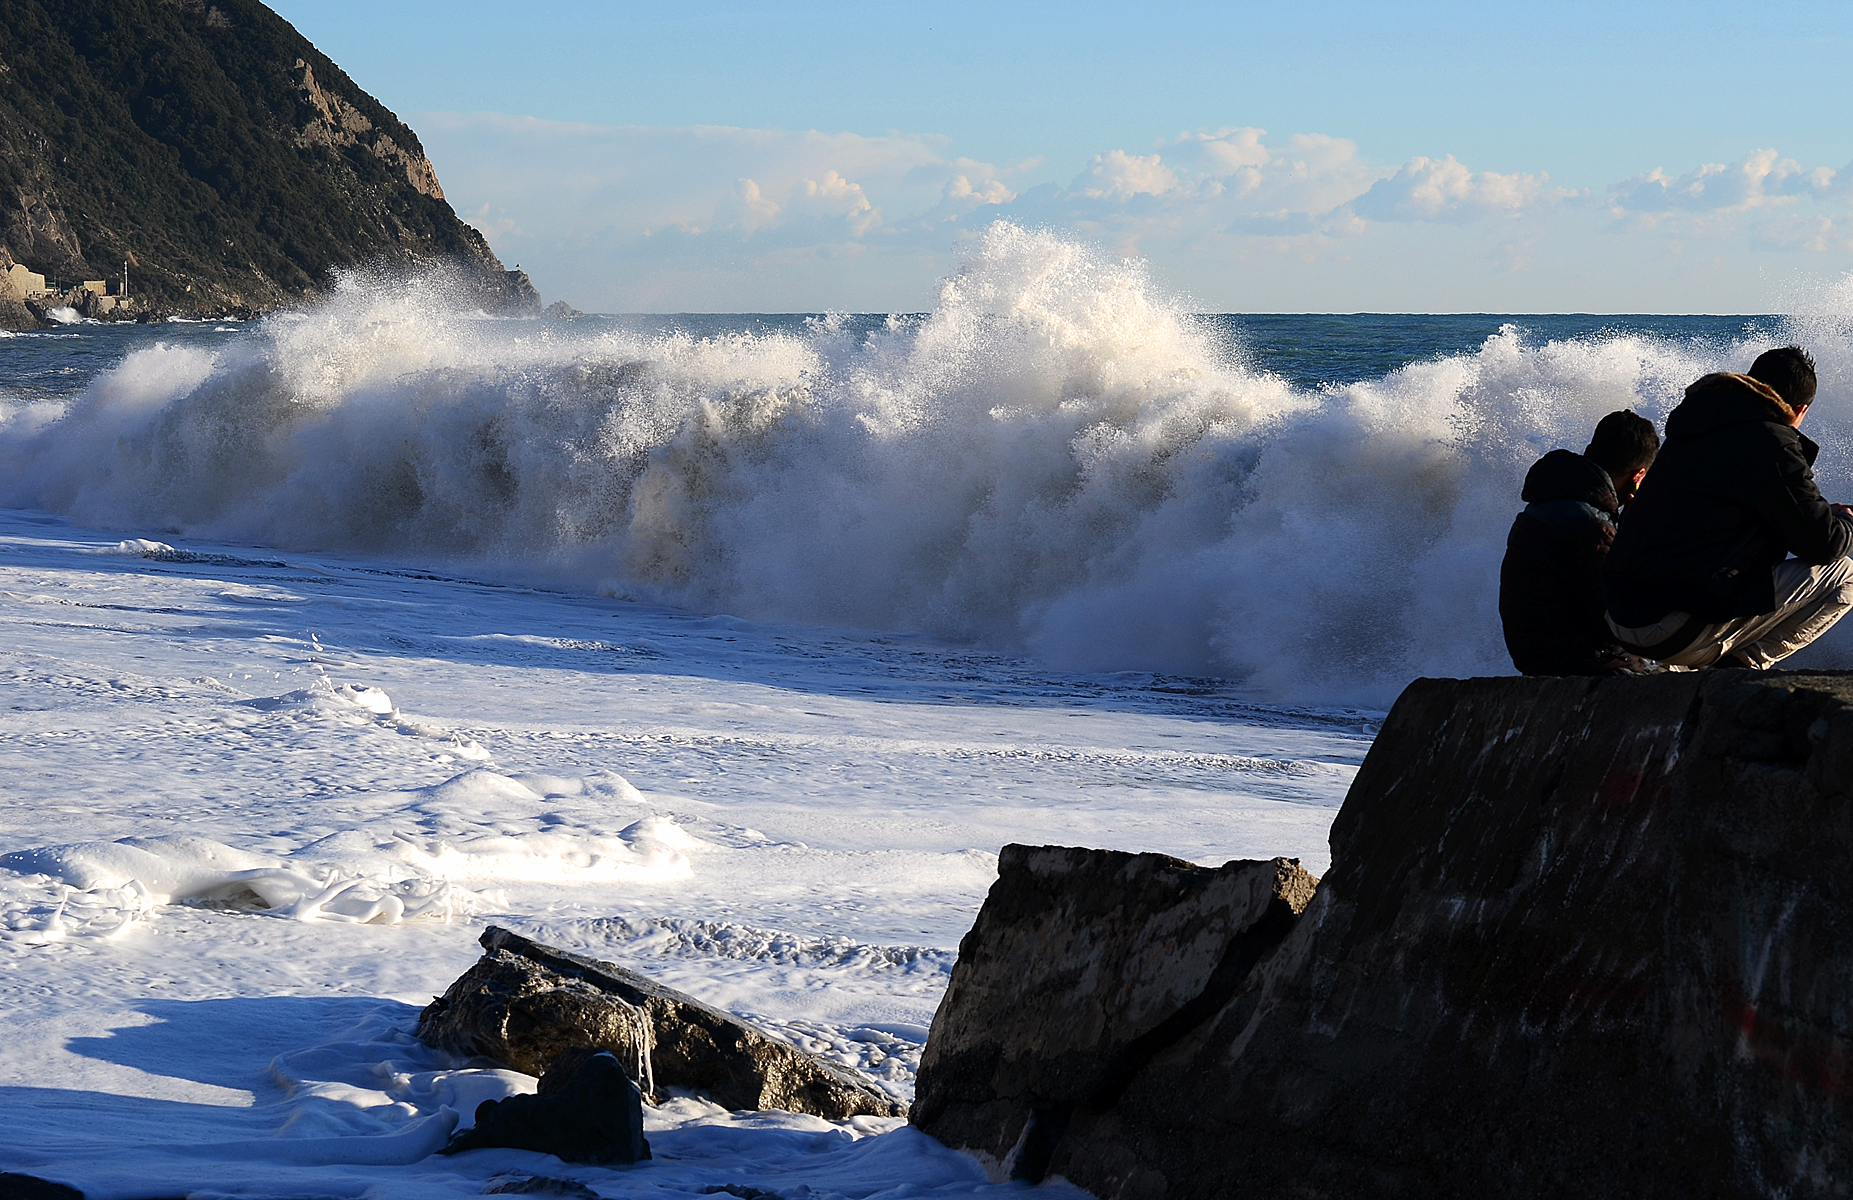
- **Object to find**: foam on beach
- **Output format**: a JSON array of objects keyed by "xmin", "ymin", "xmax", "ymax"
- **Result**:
[{"xmin": 0, "ymin": 761, "xmax": 698, "ymax": 943}]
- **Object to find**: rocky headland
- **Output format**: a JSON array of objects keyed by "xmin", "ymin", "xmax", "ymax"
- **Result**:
[
  {"xmin": 915, "ymin": 671, "xmax": 1853, "ymax": 1198},
  {"xmin": 0, "ymin": 0, "xmax": 536, "ymax": 328}
]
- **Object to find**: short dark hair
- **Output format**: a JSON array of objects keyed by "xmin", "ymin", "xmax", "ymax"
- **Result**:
[
  {"xmin": 1748, "ymin": 345, "xmax": 1818, "ymax": 409},
  {"xmin": 1585, "ymin": 409, "xmax": 1660, "ymax": 480}
]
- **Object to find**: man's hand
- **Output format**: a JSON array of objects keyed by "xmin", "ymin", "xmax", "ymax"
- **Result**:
[{"xmin": 1834, "ymin": 503, "xmax": 1853, "ymax": 520}]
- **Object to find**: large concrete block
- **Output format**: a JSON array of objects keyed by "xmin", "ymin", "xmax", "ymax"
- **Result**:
[
  {"xmin": 913, "ymin": 847, "xmax": 1317, "ymax": 1179},
  {"xmin": 919, "ymin": 672, "xmax": 1853, "ymax": 1199}
]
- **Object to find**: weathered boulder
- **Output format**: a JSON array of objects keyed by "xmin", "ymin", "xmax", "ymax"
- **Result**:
[
  {"xmin": 419, "ymin": 926, "xmax": 905, "ymax": 1120},
  {"xmin": 441, "ymin": 1048, "xmax": 649, "ymax": 1165},
  {"xmin": 0, "ymin": 297, "xmax": 39, "ymax": 332},
  {"xmin": 916, "ymin": 671, "xmax": 1853, "ymax": 1199},
  {"xmin": 912, "ymin": 848, "xmax": 1317, "ymax": 1180}
]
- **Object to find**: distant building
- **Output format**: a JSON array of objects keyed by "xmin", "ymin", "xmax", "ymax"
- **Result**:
[
  {"xmin": 0, "ymin": 263, "xmax": 47, "ymax": 301},
  {"xmin": 79, "ymin": 280, "xmax": 107, "ymax": 297}
]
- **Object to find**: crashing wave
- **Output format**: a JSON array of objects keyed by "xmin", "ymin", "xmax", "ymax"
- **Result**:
[{"xmin": 2, "ymin": 223, "xmax": 1847, "ymax": 705}]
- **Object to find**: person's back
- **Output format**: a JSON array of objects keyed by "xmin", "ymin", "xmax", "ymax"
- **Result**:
[
  {"xmin": 1499, "ymin": 411, "xmax": 1659, "ymax": 675},
  {"xmin": 1603, "ymin": 346, "xmax": 1853, "ymax": 669}
]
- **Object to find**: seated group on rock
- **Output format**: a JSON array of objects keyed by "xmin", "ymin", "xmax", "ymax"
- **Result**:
[{"xmin": 1501, "ymin": 345, "xmax": 1853, "ymax": 675}]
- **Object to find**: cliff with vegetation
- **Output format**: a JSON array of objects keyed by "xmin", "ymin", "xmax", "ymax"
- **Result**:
[{"xmin": 0, "ymin": 0, "xmax": 535, "ymax": 325}]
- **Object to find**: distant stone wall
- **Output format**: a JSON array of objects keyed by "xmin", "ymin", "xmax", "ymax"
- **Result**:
[
  {"xmin": 0, "ymin": 260, "xmax": 46, "ymax": 300},
  {"xmin": 915, "ymin": 671, "xmax": 1853, "ymax": 1199}
]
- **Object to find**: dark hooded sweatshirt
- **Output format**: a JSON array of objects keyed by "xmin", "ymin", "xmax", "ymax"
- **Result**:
[
  {"xmin": 1499, "ymin": 449, "xmax": 1628, "ymax": 675},
  {"xmin": 1604, "ymin": 372, "xmax": 1853, "ymax": 628}
]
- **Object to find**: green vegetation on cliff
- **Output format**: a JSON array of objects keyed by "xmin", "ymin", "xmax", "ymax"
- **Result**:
[{"xmin": 0, "ymin": 0, "xmax": 533, "ymax": 318}]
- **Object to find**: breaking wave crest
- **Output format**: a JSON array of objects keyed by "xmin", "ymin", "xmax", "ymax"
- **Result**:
[{"xmin": 6, "ymin": 223, "xmax": 1853, "ymax": 706}]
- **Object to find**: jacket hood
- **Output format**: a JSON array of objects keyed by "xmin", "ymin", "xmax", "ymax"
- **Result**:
[
  {"xmin": 1526, "ymin": 444, "xmax": 1615, "ymax": 511},
  {"xmin": 1664, "ymin": 372, "xmax": 1795, "ymax": 440},
  {"xmin": 1520, "ymin": 449, "xmax": 1619, "ymax": 516}
]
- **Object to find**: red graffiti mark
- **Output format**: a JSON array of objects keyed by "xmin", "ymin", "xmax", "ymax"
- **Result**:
[
  {"xmin": 1723, "ymin": 990, "xmax": 1853, "ymax": 1095},
  {"xmin": 1593, "ymin": 766, "xmax": 1672, "ymax": 810}
]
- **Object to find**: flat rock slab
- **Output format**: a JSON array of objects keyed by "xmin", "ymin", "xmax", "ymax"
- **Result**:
[
  {"xmin": 918, "ymin": 671, "xmax": 1853, "ymax": 1199},
  {"xmin": 418, "ymin": 926, "xmax": 905, "ymax": 1120},
  {"xmin": 913, "ymin": 848, "xmax": 1317, "ymax": 1180}
]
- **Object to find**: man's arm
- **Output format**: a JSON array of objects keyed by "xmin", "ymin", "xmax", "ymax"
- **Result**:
[{"xmin": 1755, "ymin": 435, "xmax": 1853, "ymax": 564}]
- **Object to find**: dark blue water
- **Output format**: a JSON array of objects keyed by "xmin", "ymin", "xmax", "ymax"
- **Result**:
[
  {"xmin": 0, "ymin": 313, "xmax": 1780, "ymax": 403},
  {"xmin": 597, "ymin": 313, "xmax": 1779, "ymax": 391},
  {"xmin": 0, "ymin": 320, "xmax": 251, "ymax": 403},
  {"xmin": 1215, "ymin": 314, "xmax": 1777, "ymax": 390}
]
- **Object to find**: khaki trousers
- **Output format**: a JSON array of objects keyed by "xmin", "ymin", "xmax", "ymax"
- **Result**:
[{"xmin": 1606, "ymin": 557, "xmax": 1853, "ymax": 669}]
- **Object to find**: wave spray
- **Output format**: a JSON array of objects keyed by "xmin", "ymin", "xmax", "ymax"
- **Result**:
[{"xmin": 6, "ymin": 223, "xmax": 1848, "ymax": 707}]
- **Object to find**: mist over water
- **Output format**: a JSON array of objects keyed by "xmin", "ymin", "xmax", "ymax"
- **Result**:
[{"xmin": 5, "ymin": 222, "xmax": 1851, "ymax": 707}]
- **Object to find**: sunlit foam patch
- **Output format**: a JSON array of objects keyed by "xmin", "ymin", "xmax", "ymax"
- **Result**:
[
  {"xmin": 293, "ymin": 768, "xmax": 700, "ymax": 887},
  {"xmin": 243, "ymin": 678, "xmax": 492, "ymax": 761},
  {"xmin": 565, "ymin": 913, "xmax": 956, "ymax": 975},
  {"xmin": 246, "ymin": 679, "xmax": 398, "ymax": 715},
  {"xmin": 745, "ymin": 1016, "xmax": 928, "ymax": 1104},
  {"xmin": 310, "ymin": 815, "xmax": 701, "ymax": 887},
  {"xmin": 0, "ymin": 833, "xmax": 456, "ymax": 942}
]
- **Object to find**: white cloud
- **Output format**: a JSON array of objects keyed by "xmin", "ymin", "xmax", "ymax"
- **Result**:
[
  {"xmin": 1077, "ymin": 150, "xmax": 1181, "ymax": 200},
  {"xmin": 931, "ymin": 175, "xmax": 1017, "ymax": 219},
  {"xmin": 1609, "ymin": 148, "xmax": 1841, "ymax": 217},
  {"xmin": 418, "ymin": 113, "xmax": 989, "ymax": 243},
  {"xmin": 1352, "ymin": 156, "xmax": 1575, "ymax": 222},
  {"xmin": 1749, "ymin": 212, "xmax": 1853, "ymax": 254},
  {"xmin": 1040, "ymin": 136, "xmax": 1560, "ymax": 260},
  {"xmin": 414, "ymin": 112, "xmax": 1853, "ymax": 311},
  {"xmin": 788, "ymin": 170, "xmax": 880, "ymax": 235},
  {"xmin": 715, "ymin": 178, "xmax": 783, "ymax": 233},
  {"xmin": 1226, "ymin": 133, "xmax": 1383, "ymax": 213},
  {"xmin": 1172, "ymin": 127, "xmax": 1270, "ymax": 174}
]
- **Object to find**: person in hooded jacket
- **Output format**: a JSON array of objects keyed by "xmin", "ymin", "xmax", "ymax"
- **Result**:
[
  {"xmin": 1500, "ymin": 410, "xmax": 1661, "ymax": 675},
  {"xmin": 1603, "ymin": 345, "xmax": 1853, "ymax": 669}
]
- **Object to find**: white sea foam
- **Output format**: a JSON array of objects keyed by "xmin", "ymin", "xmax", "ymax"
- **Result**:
[
  {"xmin": 575, "ymin": 913, "xmax": 956, "ymax": 974},
  {"xmin": 0, "ymin": 762, "xmax": 699, "ymax": 942},
  {"xmin": 3, "ymin": 223, "xmax": 1847, "ymax": 705},
  {"xmin": 0, "ymin": 498, "xmax": 1320, "ymax": 1199},
  {"xmin": 0, "ymin": 833, "xmax": 456, "ymax": 941}
]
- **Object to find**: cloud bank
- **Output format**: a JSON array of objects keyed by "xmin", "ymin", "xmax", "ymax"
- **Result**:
[{"xmin": 415, "ymin": 113, "xmax": 1853, "ymax": 312}]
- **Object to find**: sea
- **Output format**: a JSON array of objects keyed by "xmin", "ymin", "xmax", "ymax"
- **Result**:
[{"xmin": 0, "ymin": 224, "xmax": 1843, "ymax": 1196}]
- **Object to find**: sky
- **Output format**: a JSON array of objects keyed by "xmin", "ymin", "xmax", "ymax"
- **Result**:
[{"xmin": 268, "ymin": 0, "xmax": 1853, "ymax": 314}]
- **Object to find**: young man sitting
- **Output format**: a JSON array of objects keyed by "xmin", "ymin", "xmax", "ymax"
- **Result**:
[
  {"xmin": 1500, "ymin": 410, "xmax": 1660, "ymax": 675},
  {"xmin": 1603, "ymin": 346, "xmax": 1853, "ymax": 670}
]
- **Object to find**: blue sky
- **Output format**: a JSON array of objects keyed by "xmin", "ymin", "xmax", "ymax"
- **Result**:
[{"xmin": 271, "ymin": 0, "xmax": 1853, "ymax": 313}]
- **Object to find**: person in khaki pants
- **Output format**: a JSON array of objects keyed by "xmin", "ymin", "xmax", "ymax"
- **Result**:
[{"xmin": 1604, "ymin": 346, "xmax": 1853, "ymax": 670}]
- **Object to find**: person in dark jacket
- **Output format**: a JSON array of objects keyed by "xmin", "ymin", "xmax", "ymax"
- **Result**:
[
  {"xmin": 1500, "ymin": 410, "xmax": 1660, "ymax": 674},
  {"xmin": 1603, "ymin": 346, "xmax": 1853, "ymax": 669}
]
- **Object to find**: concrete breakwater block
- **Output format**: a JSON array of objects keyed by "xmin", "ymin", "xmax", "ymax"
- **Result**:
[
  {"xmin": 915, "ymin": 671, "xmax": 1853, "ymax": 1199},
  {"xmin": 418, "ymin": 926, "xmax": 906, "ymax": 1120},
  {"xmin": 912, "ymin": 848, "xmax": 1319, "ymax": 1182}
]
